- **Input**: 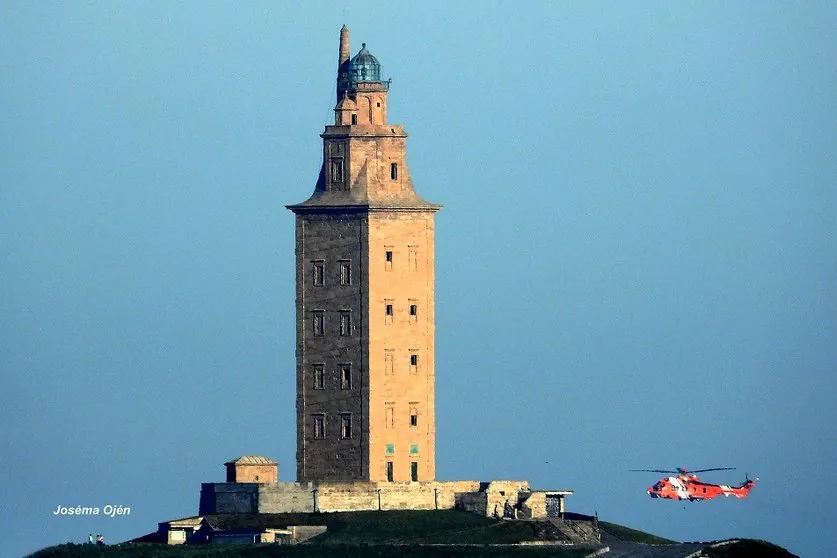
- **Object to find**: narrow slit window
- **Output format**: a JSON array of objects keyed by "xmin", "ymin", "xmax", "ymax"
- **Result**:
[
  {"xmin": 411, "ymin": 461, "xmax": 418, "ymax": 482},
  {"xmin": 390, "ymin": 163, "xmax": 398, "ymax": 180},
  {"xmin": 313, "ymin": 312, "xmax": 324, "ymax": 336},
  {"xmin": 312, "ymin": 261, "xmax": 325, "ymax": 286},
  {"xmin": 339, "ymin": 260, "xmax": 352, "ymax": 286},
  {"xmin": 340, "ymin": 364, "xmax": 352, "ymax": 390},
  {"xmin": 409, "ymin": 248, "xmax": 418, "ymax": 271},
  {"xmin": 386, "ymin": 461, "xmax": 394, "ymax": 482},
  {"xmin": 385, "ymin": 351, "xmax": 394, "ymax": 375},
  {"xmin": 313, "ymin": 414, "xmax": 325, "ymax": 439},
  {"xmin": 340, "ymin": 414, "xmax": 352, "ymax": 439},
  {"xmin": 313, "ymin": 364, "xmax": 325, "ymax": 390},
  {"xmin": 340, "ymin": 312, "xmax": 352, "ymax": 336},
  {"xmin": 351, "ymin": 113, "xmax": 357, "ymax": 125}
]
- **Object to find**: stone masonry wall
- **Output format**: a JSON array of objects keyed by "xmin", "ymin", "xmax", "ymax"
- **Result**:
[{"xmin": 201, "ymin": 480, "xmax": 483, "ymax": 515}]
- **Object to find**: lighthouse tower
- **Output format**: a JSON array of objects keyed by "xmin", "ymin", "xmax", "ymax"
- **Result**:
[{"xmin": 287, "ymin": 26, "xmax": 441, "ymax": 483}]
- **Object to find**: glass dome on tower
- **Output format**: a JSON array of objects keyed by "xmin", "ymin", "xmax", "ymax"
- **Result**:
[{"xmin": 349, "ymin": 43, "xmax": 381, "ymax": 83}]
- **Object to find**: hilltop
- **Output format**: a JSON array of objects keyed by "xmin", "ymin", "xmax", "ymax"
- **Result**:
[{"xmin": 29, "ymin": 510, "xmax": 797, "ymax": 557}]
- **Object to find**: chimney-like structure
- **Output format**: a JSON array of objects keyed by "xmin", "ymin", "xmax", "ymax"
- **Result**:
[{"xmin": 336, "ymin": 24, "xmax": 351, "ymax": 102}]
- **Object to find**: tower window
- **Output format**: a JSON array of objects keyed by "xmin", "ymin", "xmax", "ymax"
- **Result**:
[
  {"xmin": 385, "ymin": 351, "xmax": 394, "ymax": 375},
  {"xmin": 339, "ymin": 260, "xmax": 352, "ymax": 286},
  {"xmin": 386, "ymin": 250, "xmax": 393, "ymax": 262},
  {"xmin": 386, "ymin": 461, "xmax": 394, "ymax": 482},
  {"xmin": 410, "ymin": 405, "xmax": 418, "ymax": 427},
  {"xmin": 409, "ymin": 304, "xmax": 417, "ymax": 316},
  {"xmin": 312, "ymin": 261, "xmax": 325, "ymax": 286},
  {"xmin": 410, "ymin": 444, "xmax": 419, "ymax": 454},
  {"xmin": 351, "ymin": 113, "xmax": 357, "ymax": 125},
  {"xmin": 385, "ymin": 249, "xmax": 393, "ymax": 271},
  {"xmin": 340, "ymin": 311, "xmax": 352, "ymax": 336},
  {"xmin": 390, "ymin": 163, "xmax": 398, "ymax": 180},
  {"xmin": 313, "ymin": 364, "xmax": 325, "ymax": 390},
  {"xmin": 410, "ymin": 353, "xmax": 419, "ymax": 375},
  {"xmin": 385, "ymin": 405, "xmax": 394, "ymax": 428},
  {"xmin": 340, "ymin": 364, "xmax": 352, "ymax": 390},
  {"xmin": 313, "ymin": 311, "xmax": 324, "ymax": 336},
  {"xmin": 409, "ymin": 248, "xmax": 418, "ymax": 271},
  {"xmin": 411, "ymin": 461, "xmax": 418, "ymax": 482},
  {"xmin": 330, "ymin": 159, "xmax": 344, "ymax": 184},
  {"xmin": 313, "ymin": 414, "xmax": 326, "ymax": 439},
  {"xmin": 340, "ymin": 414, "xmax": 352, "ymax": 439},
  {"xmin": 386, "ymin": 443, "xmax": 394, "ymax": 454},
  {"xmin": 386, "ymin": 304, "xmax": 393, "ymax": 316}
]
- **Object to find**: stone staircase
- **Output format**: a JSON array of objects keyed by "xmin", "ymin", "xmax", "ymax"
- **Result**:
[{"xmin": 548, "ymin": 517, "xmax": 601, "ymax": 544}]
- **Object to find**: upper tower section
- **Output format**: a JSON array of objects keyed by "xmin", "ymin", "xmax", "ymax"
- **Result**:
[{"xmin": 289, "ymin": 25, "xmax": 439, "ymax": 213}]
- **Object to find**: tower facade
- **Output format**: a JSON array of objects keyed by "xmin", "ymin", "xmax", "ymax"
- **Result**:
[{"xmin": 288, "ymin": 26, "xmax": 441, "ymax": 483}]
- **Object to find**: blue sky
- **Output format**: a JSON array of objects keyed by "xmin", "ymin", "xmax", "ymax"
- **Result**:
[{"xmin": 1, "ymin": 2, "xmax": 835, "ymax": 556}]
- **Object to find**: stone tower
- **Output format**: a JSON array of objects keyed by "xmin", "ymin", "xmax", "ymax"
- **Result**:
[{"xmin": 287, "ymin": 26, "xmax": 441, "ymax": 483}]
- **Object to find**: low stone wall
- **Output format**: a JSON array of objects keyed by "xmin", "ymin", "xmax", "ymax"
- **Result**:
[
  {"xmin": 259, "ymin": 482, "xmax": 318, "ymax": 513},
  {"xmin": 201, "ymin": 480, "xmax": 483, "ymax": 514}
]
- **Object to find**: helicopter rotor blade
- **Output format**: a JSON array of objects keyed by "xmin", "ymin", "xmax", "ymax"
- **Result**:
[
  {"xmin": 688, "ymin": 467, "xmax": 736, "ymax": 473},
  {"xmin": 630, "ymin": 469, "xmax": 679, "ymax": 474}
]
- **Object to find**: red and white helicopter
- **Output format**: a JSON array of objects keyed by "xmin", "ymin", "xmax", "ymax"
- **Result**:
[{"xmin": 632, "ymin": 467, "xmax": 758, "ymax": 502}]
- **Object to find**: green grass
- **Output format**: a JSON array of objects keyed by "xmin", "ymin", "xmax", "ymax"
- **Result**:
[
  {"xmin": 316, "ymin": 510, "xmax": 506, "ymax": 544},
  {"xmin": 597, "ymin": 520, "xmax": 677, "ymax": 544}
]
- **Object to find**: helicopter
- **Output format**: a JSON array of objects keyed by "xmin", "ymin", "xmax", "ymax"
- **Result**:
[{"xmin": 631, "ymin": 467, "xmax": 758, "ymax": 502}]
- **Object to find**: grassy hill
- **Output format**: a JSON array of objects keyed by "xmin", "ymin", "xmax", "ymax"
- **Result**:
[
  {"xmin": 598, "ymin": 520, "xmax": 677, "ymax": 544},
  {"xmin": 28, "ymin": 510, "xmax": 796, "ymax": 557}
]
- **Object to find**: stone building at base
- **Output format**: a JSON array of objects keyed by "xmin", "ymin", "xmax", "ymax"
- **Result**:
[{"xmin": 200, "ymin": 457, "xmax": 571, "ymax": 520}]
